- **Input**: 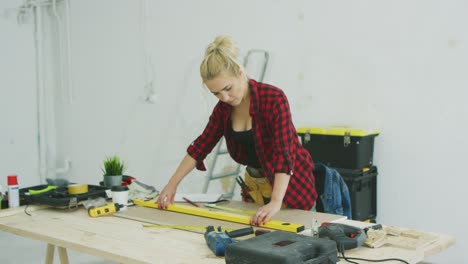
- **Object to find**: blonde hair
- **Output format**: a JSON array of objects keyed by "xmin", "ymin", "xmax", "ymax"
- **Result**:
[{"xmin": 200, "ymin": 35, "xmax": 242, "ymax": 81}]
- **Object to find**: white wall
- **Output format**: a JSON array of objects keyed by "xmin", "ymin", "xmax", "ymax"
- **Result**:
[
  {"xmin": 1, "ymin": 0, "xmax": 466, "ymax": 262},
  {"xmin": 0, "ymin": 0, "xmax": 40, "ymax": 188}
]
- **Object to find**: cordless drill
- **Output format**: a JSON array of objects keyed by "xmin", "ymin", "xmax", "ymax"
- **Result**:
[
  {"xmin": 204, "ymin": 226, "xmax": 254, "ymax": 256},
  {"xmin": 318, "ymin": 222, "xmax": 366, "ymax": 250}
]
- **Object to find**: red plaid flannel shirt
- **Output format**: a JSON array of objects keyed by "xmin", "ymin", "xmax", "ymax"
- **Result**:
[{"xmin": 187, "ymin": 79, "xmax": 317, "ymax": 210}]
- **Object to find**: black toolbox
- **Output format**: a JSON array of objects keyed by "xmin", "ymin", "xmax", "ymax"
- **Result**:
[
  {"xmin": 20, "ymin": 184, "xmax": 110, "ymax": 209},
  {"xmin": 298, "ymin": 127, "xmax": 379, "ymax": 169},
  {"xmin": 225, "ymin": 231, "xmax": 338, "ymax": 264},
  {"xmin": 337, "ymin": 166, "xmax": 378, "ymax": 222}
]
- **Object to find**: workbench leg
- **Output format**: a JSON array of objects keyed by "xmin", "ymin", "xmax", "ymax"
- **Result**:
[
  {"xmin": 57, "ymin": 246, "xmax": 70, "ymax": 264},
  {"xmin": 45, "ymin": 244, "xmax": 55, "ymax": 264}
]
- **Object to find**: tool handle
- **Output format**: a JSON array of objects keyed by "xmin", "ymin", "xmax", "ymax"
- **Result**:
[
  {"xmin": 225, "ymin": 227, "xmax": 254, "ymax": 238},
  {"xmin": 363, "ymin": 224, "xmax": 383, "ymax": 233},
  {"xmin": 254, "ymin": 229, "xmax": 272, "ymax": 236},
  {"xmin": 28, "ymin": 185, "xmax": 57, "ymax": 195}
]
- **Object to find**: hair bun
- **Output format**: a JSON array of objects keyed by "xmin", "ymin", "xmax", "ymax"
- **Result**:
[
  {"xmin": 200, "ymin": 34, "xmax": 241, "ymax": 81},
  {"xmin": 213, "ymin": 35, "xmax": 233, "ymax": 49}
]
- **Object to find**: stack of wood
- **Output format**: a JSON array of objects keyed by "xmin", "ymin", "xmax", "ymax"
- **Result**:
[{"xmin": 365, "ymin": 226, "xmax": 439, "ymax": 250}]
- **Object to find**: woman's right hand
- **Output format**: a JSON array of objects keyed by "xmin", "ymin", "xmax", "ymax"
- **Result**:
[
  {"xmin": 156, "ymin": 183, "xmax": 177, "ymax": 209},
  {"xmin": 155, "ymin": 154, "xmax": 197, "ymax": 209}
]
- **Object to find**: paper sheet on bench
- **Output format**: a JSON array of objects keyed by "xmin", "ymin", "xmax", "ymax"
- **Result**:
[{"xmin": 174, "ymin": 193, "xmax": 224, "ymax": 203}]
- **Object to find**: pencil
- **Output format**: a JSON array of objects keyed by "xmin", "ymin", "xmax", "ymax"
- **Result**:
[{"xmin": 182, "ymin": 197, "xmax": 200, "ymax": 207}]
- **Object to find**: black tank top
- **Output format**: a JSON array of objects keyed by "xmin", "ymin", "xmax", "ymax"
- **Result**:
[{"xmin": 231, "ymin": 129, "xmax": 261, "ymax": 169}]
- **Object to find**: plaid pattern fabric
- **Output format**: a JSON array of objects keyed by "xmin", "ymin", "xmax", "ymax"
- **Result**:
[{"xmin": 187, "ymin": 79, "xmax": 317, "ymax": 210}]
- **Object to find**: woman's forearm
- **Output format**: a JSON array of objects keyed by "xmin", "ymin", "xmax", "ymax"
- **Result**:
[
  {"xmin": 249, "ymin": 172, "xmax": 290, "ymax": 225},
  {"xmin": 167, "ymin": 154, "xmax": 197, "ymax": 187},
  {"xmin": 157, "ymin": 154, "xmax": 197, "ymax": 208},
  {"xmin": 270, "ymin": 172, "xmax": 290, "ymax": 204}
]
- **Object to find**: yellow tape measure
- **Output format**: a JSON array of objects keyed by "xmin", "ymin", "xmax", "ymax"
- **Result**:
[
  {"xmin": 204, "ymin": 203, "xmax": 256, "ymax": 214},
  {"xmin": 142, "ymin": 224, "xmax": 233, "ymax": 232},
  {"xmin": 133, "ymin": 199, "xmax": 304, "ymax": 233},
  {"xmin": 68, "ymin": 184, "xmax": 89, "ymax": 195}
]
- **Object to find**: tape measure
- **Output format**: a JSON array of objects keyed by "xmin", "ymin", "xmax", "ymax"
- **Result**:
[
  {"xmin": 143, "ymin": 224, "xmax": 234, "ymax": 233},
  {"xmin": 68, "ymin": 184, "xmax": 89, "ymax": 195},
  {"xmin": 205, "ymin": 203, "xmax": 256, "ymax": 214}
]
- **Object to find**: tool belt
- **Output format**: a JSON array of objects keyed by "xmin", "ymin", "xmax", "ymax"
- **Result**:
[{"xmin": 241, "ymin": 167, "xmax": 272, "ymax": 205}]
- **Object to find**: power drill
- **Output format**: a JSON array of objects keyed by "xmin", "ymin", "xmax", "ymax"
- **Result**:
[
  {"xmin": 318, "ymin": 222, "xmax": 366, "ymax": 250},
  {"xmin": 204, "ymin": 226, "xmax": 254, "ymax": 256}
]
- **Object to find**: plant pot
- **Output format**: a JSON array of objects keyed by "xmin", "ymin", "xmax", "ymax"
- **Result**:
[{"xmin": 103, "ymin": 175, "xmax": 123, "ymax": 187}]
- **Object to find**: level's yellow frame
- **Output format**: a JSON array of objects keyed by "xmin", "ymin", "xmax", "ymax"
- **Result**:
[{"xmin": 133, "ymin": 199, "xmax": 304, "ymax": 233}]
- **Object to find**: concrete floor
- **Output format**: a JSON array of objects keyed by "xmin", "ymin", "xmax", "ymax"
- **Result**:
[{"xmin": 0, "ymin": 231, "xmax": 114, "ymax": 264}]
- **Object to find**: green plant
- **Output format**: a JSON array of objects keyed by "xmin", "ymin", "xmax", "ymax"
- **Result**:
[{"xmin": 102, "ymin": 155, "xmax": 125, "ymax": 176}]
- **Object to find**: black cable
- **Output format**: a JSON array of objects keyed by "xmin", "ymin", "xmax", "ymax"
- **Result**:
[
  {"xmin": 339, "ymin": 245, "xmax": 359, "ymax": 264},
  {"xmin": 339, "ymin": 255, "xmax": 410, "ymax": 264},
  {"xmin": 24, "ymin": 204, "xmax": 32, "ymax": 216},
  {"xmin": 338, "ymin": 245, "xmax": 410, "ymax": 264}
]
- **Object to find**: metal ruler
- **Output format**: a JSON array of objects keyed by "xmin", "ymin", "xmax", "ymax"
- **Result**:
[{"xmin": 133, "ymin": 199, "xmax": 304, "ymax": 233}]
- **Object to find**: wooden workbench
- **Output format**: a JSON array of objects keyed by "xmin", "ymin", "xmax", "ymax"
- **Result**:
[{"xmin": 0, "ymin": 202, "xmax": 455, "ymax": 264}]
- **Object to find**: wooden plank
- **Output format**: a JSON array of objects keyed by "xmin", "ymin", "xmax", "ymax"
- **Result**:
[
  {"xmin": 58, "ymin": 246, "xmax": 70, "ymax": 264},
  {"xmin": 116, "ymin": 206, "xmax": 254, "ymax": 235},
  {"xmin": 0, "ymin": 205, "xmax": 48, "ymax": 218},
  {"xmin": 0, "ymin": 206, "xmax": 455, "ymax": 264},
  {"xmin": 119, "ymin": 200, "xmax": 345, "ymax": 233},
  {"xmin": 0, "ymin": 207, "xmax": 223, "ymax": 263},
  {"xmin": 45, "ymin": 244, "xmax": 54, "ymax": 264},
  {"xmin": 339, "ymin": 219, "xmax": 456, "ymax": 263},
  {"xmin": 198, "ymin": 200, "xmax": 347, "ymax": 225}
]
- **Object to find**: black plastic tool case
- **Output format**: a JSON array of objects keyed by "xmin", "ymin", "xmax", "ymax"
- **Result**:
[
  {"xmin": 338, "ymin": 166, "xmax": 378, "ymax": 222},
  {"xmin": 225, "ymin": 231, "xmax": 338, "ymax": 264},
  {"xmin": 298, "ymin": 127, "xmax": 379, "ymax": 169},
  {"xmin": 20, "ymin": 185, "xmax": 110, "ymax": 209}
]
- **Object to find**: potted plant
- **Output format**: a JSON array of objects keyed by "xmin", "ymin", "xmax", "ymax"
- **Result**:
[{"xmin": 102, "ymin": 155, "xmax": 125, "ymax": 187}]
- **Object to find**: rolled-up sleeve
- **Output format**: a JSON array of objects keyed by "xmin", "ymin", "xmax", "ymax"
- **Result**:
[
  {"xmin": 271, "ymin": 94, "xmax": 296, "ymax": 175},
  {"xmin": 187, "ymin": 103, "xmax": 225, "ymax": 171}
]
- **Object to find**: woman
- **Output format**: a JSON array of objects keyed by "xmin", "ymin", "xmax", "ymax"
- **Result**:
[{"xmin": 157, "ymin": 35, "xmax": 317, "ymax": 225}]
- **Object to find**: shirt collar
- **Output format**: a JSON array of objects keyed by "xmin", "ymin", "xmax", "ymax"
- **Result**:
[{"xmin": 249, "ymin": 79, "xmax": 259, "ymax": 116}]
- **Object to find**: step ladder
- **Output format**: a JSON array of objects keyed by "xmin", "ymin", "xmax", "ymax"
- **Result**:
[{"xmin": 202, "ymin": 49, "xmax": 270, "ymax": 198}]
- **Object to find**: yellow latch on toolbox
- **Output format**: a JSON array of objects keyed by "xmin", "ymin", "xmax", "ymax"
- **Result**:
[
  {"xmin": 298, "ymin": 127, "xmax": 379, "ymax": 147},
  {"xmin": 297, "ymin": 127, "xmax": 380, "ymax": 137}
]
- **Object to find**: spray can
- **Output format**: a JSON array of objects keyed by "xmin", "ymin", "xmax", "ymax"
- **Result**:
[{"xmin": 7, "ymin": 175, "xmax": 20, "ymax": 208}]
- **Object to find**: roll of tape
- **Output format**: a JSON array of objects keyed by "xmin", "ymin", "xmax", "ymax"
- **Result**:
[{"xmin": 68, "ymin": 184, "xmax": 89, "ymax": 195}]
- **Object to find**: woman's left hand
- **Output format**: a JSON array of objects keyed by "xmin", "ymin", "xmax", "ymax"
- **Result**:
[{"xmin": 250, "ymin": 200, "xmax": 282, "ymax": 226}]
